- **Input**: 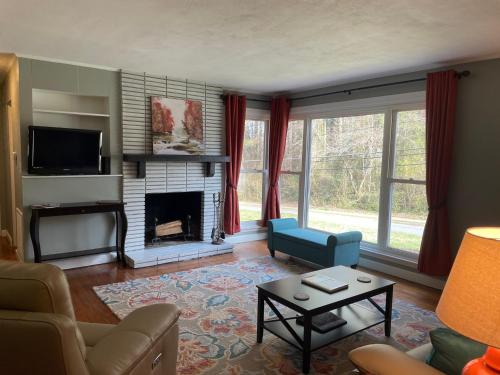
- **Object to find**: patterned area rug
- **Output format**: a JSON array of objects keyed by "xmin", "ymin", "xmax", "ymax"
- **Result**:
[{"xmin": 93, "ymin": 257, "xmax": 441, "ymax": 374}]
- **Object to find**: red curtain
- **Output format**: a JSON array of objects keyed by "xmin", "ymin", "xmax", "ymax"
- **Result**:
[
  {"xmin": 264, "ymin": 97, "xmax": 290, "ymax": 224},
  {"xmin": 418, "ymin": 70, "xmax": 458, "ymax": 276},
  {"xmin": 224, "ymin": 95, "xmax": 246, "ymax": 235}
]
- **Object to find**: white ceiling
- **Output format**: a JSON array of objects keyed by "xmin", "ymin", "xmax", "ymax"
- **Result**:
[{"xmin": 1, "ymin": 0, "xmax": 500, "ymax": 93}]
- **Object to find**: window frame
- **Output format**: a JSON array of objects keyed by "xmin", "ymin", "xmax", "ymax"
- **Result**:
[
  {"xmin": 380, "ymin": 106, "xmax": 427, "ymax": 259},
  {"xmin": 239, "ymin": 93, "xmax": 427, "ymax": 264},
  {"xmin": 307, "ymin": 110, "xmax": 386, "ymax": 246},
  {"xmin": 239, "ymin": 108, "xmax": 270, "ymax": 228},
  {"xmin": 290, "ymin": 92, "xmax": 426, "ymax": 263},
  {"xmin": 279, "ymin": 118, "xmax": 307, "ymax": 225}
]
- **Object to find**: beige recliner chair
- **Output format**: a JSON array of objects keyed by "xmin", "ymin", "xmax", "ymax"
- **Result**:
[
  {"xmin": 0, "ymin": 261, "xmax": 180, "ymax": 375},
  {"xmin": 349, "ymin": 343, "xmax": 444, "ymax": 375}
]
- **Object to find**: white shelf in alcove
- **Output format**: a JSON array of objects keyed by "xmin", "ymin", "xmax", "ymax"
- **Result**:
[
  {"xmin": 22, "ymin": 174, "xmax": 123, "ymax": 179},
  {"xmin": 33, "ymin": 109, "xmax": 110, "ymax": 118}
]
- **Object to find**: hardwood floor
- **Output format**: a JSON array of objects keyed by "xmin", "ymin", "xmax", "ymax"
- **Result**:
[
  {"xmin": 0, "ymin": 236, "xmax": 17, "ymax": 261},
  {"xmin": 64, "ymin": 240, "xmax": 441, "ymax": 324}
]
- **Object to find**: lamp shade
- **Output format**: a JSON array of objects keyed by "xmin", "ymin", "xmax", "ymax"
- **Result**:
[{"xmin": 436, "ymin": 227, "xmax": 500, "ymax": 348}]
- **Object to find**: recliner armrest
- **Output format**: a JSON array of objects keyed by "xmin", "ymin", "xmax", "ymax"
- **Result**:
[
  {"xmin": 111, "ymin": 303, "xmax": 179, "ymax": 340},
  {"xmin": 85, "ymin": 304, "xmax": 180, "ymax": 375},
  {"xmin": 0, "ymin": 310, "xmax": 89, "ymax": 375},
  {"xmin": 349, "ymin": 344, "xmax": 444, "ymax": 375}
]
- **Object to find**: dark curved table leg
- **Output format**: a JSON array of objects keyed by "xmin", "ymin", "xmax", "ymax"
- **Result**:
[
  {"xmin": 30, "ymin": 211, "xmax": 41, "ymax": 263},
  {"xmin": 118, "ymin": 207, "xmax": 128, "ymax": 266},
  {"xmin": 115, "ymin": 211, "xmax": 121, "ymax": 263}
]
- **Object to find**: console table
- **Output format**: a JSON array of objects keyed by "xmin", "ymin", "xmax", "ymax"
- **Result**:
[{"xmin": 30, "ymin": 201, "xmax": 127, "ymax": 265}]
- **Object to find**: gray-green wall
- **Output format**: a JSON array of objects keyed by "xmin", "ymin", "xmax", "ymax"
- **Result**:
[
  {"xmin": 17, "ymin": 56, "xmax": 500, "ymax": 262},
  {"xmin": 289, "ymin": 58, "xmax": 500, "ymax": 255},
  {"xmin": 19, "ymin": 58, "xmax": 122, "ymax": 260}
]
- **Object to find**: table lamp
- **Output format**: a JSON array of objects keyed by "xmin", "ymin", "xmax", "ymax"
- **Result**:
[{"xmin": 436, "ymin": 227, "xmax": 500, "ymax": 374}]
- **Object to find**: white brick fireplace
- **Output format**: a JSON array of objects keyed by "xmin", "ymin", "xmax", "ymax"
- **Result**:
[{"xmin": 121, "ymin": 71, "xmax": 232, "ymax": 268}]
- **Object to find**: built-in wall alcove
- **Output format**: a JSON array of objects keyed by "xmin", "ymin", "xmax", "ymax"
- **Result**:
[{"xmin": 31, "ymin": 89, "xmax": 111, "ymax": 158}]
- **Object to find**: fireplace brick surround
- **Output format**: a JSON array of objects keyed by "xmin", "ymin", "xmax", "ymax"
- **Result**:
[{"xmin": 121, "ymin": 71, "xmax": 233, "ymax": 267}]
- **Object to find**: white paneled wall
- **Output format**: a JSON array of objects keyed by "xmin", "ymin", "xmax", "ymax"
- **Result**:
[{"xmin": 121, "ymin": 71, "xmax": 225, "ymax": 252}]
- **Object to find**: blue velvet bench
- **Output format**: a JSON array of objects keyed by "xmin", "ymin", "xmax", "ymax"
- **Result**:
[{"xmin": 267, "ymin": 218, "xmax": 362, "ymax": 268}]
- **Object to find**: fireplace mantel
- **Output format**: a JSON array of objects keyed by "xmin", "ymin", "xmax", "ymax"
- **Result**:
[{"xmin": 123, "ymin": 154, "xmax": 230, "ymax": 178}]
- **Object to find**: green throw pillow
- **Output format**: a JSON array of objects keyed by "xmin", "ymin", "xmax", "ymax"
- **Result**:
[{"xmin": 426, "ymin": 328, "xmax": 487, "ymax": 375}]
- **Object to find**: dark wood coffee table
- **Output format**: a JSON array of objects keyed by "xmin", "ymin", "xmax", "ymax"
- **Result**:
[{"xmin": 256, "ymin": 266, "xmax": 395, "ymax": 373}]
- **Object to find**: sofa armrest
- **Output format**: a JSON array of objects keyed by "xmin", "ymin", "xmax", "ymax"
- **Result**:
[
  {"xmin": 327, "ymin": 231, "xmax": 362, "ymax": 267},
  {"xmin": 268, "ymin": 219, "xmax": 299, "ymax": 253},
  {"xmin": 85, "ymin": 304, "xmax": 180, "ymax": 375},
  {"xmin": 330, "ymin": 231, "xmax": 362, "ymax": 246},
  {"xmin": 349, "ymin": 344, "xmax": 444, "ymax": 375},
  {"xmin": 268, "ymin": 218, "xmax": 298, "ymax": 232}
]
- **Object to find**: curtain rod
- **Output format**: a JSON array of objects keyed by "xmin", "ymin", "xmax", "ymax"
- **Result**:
[
  {"xmin": 218, "ymin": 95, "xmax": 270, "ymax": 103},
  {"xmin": 220, "ymin": 70, "xmax": 470, "ymax": 103}
]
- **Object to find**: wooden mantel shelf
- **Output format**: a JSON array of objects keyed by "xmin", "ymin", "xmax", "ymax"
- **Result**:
[{"xmin": 123, "ymin": 154, "xmax": 230, "ymax": 178}]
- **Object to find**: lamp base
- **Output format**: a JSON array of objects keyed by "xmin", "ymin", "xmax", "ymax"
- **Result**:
[{"xmin": 463, "ymin": 347, "xmax": 500, "ymax": 375}]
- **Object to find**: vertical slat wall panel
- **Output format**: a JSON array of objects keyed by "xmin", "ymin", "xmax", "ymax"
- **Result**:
[
  {"xmin": 145, "ymin": 162, "xmax": 167, "ymax": 194},
  {"xmin": 121, "ymin": 71, "xmax": 225, "ymax": 248},
  {"xmin": 166, "ymin": 162, "xmax": 187, "ymax": 192},
  {"xmin": 123, "ymin": 162, "xmax": 146, "ymax": 251},
  {"xmin": 145, "ymin": 75, "xmax": 167, "ymax": 155},
  {"xmin": 122, "ymin": 72, "xmax": 146, "ymax": 153}
]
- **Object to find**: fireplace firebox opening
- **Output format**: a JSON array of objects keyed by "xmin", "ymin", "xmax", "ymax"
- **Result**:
[{"xmin": 145, "ymin": 191, "xmax": 202, "ymax": 246}]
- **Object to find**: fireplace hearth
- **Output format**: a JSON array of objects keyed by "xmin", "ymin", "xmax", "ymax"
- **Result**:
[{"xmin": 145, "ymin": 191, "xmax": 202, "ymax": 246}]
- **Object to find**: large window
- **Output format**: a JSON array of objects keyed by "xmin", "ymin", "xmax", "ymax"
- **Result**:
[
  {"xmin": 238, "ymin": 119, "xmax": 267, "ymax": 223},
  {"xmin": 239, "ymin": 93, "xmax": 426, "ymax": 261},
  {"xmin": 309, "ymin": 114, "xmax": 384, "ymax": 244}
]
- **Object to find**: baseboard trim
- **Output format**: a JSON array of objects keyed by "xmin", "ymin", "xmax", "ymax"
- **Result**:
[
  {"xmin": 359, "ymin": 256, "xmax": 445, "ymax": 290},
  {"xmin": 1, "ymin": 230, "xmax": 13, "ymax": 246},
  {"xmin": 226, "ymin": 231, "xmax": 267, "ymax": 244},
  {"xmin": 48, "ymin": 253, "xmax": 117, "ymax": 270}
]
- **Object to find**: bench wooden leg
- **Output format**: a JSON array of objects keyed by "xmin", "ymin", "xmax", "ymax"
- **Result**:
[{"xmin": 269, "ymin": 249, "xmax": 275, "ymax": 257}]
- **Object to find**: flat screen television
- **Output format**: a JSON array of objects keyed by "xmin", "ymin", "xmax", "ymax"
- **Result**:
[{"xmin": 28, "ymin": 126, "xmax": 102, "ymax": 175}]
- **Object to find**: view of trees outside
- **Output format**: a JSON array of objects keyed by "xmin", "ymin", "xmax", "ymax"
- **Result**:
[
  {"xmin": 238, "ymin": 110, "xmax": 427, "ymax": 254},
  {"xmin": 308, "ymin": 114, "xmax": 384, "ymax": 244},
  {"xmin": 389, "ymin": 110, "xmax": 427, "ymax": 251},
  {"xmin": 238, "ymin": 120, "xmax": 265, "ymax": 222},
  {"xmin": 279, "ymin": 120, "xmax": 304, "ymax": 219}
]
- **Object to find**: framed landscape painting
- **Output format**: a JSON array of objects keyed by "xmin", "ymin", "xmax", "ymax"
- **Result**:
[{"xmin": 151, "ymin": 96, "xmax": 204, "ymax": 155}]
